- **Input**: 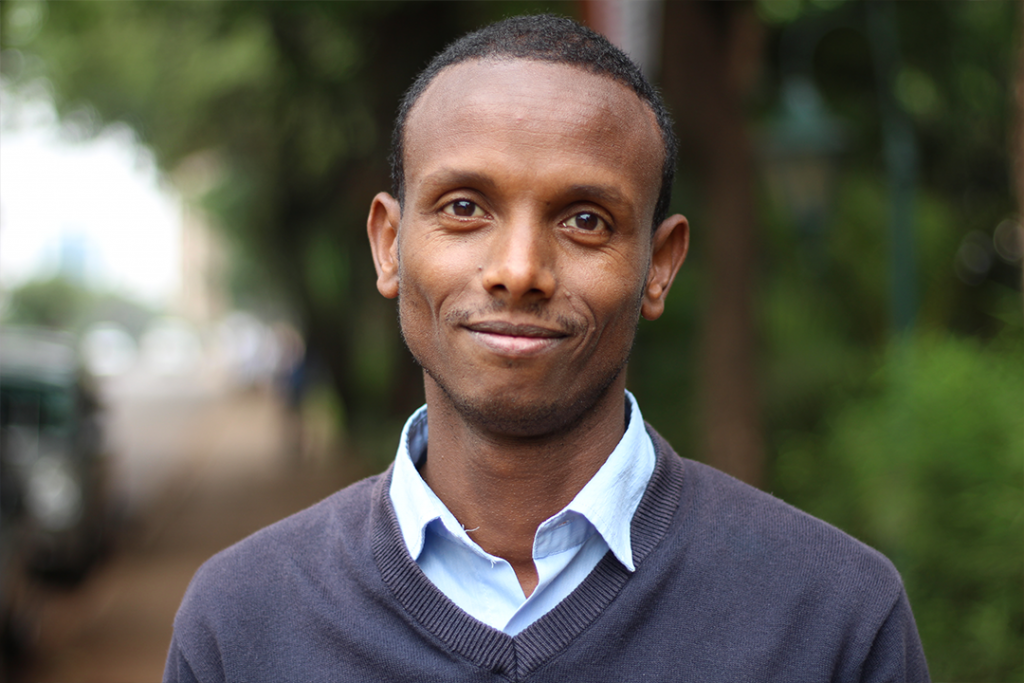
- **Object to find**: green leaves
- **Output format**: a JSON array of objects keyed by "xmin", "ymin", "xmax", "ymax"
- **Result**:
[{"xmin": 774, "ymin": 333, "xmax": 1024, "ymax": 681}]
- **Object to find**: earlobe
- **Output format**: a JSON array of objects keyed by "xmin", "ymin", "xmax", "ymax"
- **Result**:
[
  {"xmin": 367, "ymin": 192, "xmax": 402, "ymax": 299},
  {"xmin": 641, "ymin": 214, "xmax": 689, "ymax": 321}
]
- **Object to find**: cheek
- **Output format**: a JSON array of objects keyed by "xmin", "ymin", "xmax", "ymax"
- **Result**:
[
  {"xmin": 561, "ymin": 272, "xmax": 645, "ymax": 363},
  {"xmin": 573, "ymin": 260, "xmax": 647, "ymax": 322},
  {"xmin": 402, "ymin": 238, "xmax": 488, "ymax": 310},
  {"xmin": 397, "ymin": 250, "xmax": 474, "ymax": 348},
  {"xmin": 395, "ymin": 256, "xmax": 434, "ymax": 341}
]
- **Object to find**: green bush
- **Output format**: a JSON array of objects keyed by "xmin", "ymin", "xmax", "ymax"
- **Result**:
[{"xmin": 774, "ymin": 332, "xmax": 1023, "ymax": 682}]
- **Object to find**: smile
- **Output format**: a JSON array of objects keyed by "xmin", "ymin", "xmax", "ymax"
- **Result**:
[{"xmin": 463, "ymin": 321, "xmax": 568, "ymax": 358}]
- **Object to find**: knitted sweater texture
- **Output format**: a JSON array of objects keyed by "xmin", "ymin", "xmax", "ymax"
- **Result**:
[{"xmin": 164, "ymin": 427, "xmax": 929, "ymax": 682}]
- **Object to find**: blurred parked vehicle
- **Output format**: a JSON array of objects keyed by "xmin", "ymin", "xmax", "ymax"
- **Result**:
[
  {"xmin": 0, "ymin": 328, "xmax": 111, "ymax": 583},
  {"xmin": 1, "ymin": 480, "xmax": 36, "ymax": 675}
]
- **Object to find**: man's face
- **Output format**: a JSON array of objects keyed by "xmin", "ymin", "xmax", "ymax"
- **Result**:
[{"xmin": 369, "ymin": 59, "xmax": 686, "ymax": 437}]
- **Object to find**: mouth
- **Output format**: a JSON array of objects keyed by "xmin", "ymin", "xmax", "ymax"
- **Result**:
[{"xmin": 462, "ymin": 320, "xmax": 568, "ymax": 357}]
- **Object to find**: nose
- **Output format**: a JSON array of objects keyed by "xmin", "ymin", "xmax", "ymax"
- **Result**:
[{"xmin": 481, "ymin": 218, "xmax": 556, "ymax": 305}]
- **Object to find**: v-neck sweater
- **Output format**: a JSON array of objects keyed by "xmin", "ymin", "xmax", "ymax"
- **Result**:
[
  {"xmin": 165, "ymin": 427, "xmax": 929, "ymax": 683},
  {"xmin": 387, "ymin": 394, "xmax": 654, "ymax": 635}
]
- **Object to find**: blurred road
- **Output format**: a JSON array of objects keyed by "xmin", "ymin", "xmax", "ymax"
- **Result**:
[{"xmin": 13, "ymin": 366, "xmax": 370, "ymax": 683}]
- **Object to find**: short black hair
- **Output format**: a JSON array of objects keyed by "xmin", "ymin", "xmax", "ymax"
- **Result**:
[{"xmin": 389, "ymin": 14, "xmax": 677, "ymax": 229}]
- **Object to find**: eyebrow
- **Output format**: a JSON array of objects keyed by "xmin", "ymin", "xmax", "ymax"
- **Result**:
[
  {"xmin": 419, "ymin": 168, "xmax": 497, "ymax": 194},
  {"xmin": 420, "ymin": 170, "xmax": 627, "ymax": 206},
  {"xmin": 563, "ymin": 184, "xmax": 626, "ymax": 207}
]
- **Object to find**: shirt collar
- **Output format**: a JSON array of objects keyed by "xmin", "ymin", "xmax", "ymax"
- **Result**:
[
  {"xmin": 388, "ymin": 391, "xmax": 656, "ymax": 571},
  {"xmin": 390, "ymin": 406, "xmax": 449, "ymax": 559},
  {"xmin": 551, "ymin": 392, "xmax": 654, "ymax": 571}
]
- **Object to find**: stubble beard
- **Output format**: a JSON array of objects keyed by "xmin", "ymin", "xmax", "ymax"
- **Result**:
[
  {"xmin": 423, "ymin": 348, "xmax": 629, "ymax": 439},
  {"xmin": 398, "ymin": 300, "xmax": 638, "ymax": 440}
]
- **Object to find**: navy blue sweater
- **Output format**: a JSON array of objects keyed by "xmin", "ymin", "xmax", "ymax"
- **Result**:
[{"xmin": 165, "ymin": 428, "xmax": 929, "ymax": 682}]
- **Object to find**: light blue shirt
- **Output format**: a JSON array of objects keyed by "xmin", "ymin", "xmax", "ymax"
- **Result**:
[{"xmin": 389, "ymin": 391, "xmax": 656, "ymax": 635}]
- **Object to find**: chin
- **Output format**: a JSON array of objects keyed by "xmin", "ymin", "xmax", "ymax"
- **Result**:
[{"xmin": 424, "ymin": 364, "xmax": 625, "ymax": 439}]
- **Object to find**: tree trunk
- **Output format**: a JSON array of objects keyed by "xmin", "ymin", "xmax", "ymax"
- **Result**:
[{"xmin": 661, "ymin": 1, "xmax": 766, "ymax": 487}]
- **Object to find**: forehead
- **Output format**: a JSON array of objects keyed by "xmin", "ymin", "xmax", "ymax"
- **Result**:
[{"xmin": 402, "ymin": 59, "xmax": 663, "ymax": 211}]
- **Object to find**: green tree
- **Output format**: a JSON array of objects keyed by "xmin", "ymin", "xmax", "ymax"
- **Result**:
[
  {"xmin": 1, "ymin": 275, "xmax": 156, "ymax": 336},
  {"xmin": 750, "ymin": 3, "xmax": 1024, "ymax": 679},
  {"xmin": 773, "ymin": 332, "xmax": 1024, "ymax": 681},
  {"xmin": 2, "ymin": 276, "xmax": 90, "ymax": 330}
]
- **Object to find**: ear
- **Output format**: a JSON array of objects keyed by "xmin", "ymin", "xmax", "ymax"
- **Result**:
[
  {"xmin": 641, "ymin": 213, "xmax": 689, "ymax": 321},
  {"xmin": 367, "ymin": 192, "xmax": 402, "ymax": 299}
]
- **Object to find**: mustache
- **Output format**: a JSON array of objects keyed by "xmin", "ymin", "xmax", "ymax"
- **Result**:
[{"xmin": 444, "ymin": 300, "xmax": 587, "ymax": 337}]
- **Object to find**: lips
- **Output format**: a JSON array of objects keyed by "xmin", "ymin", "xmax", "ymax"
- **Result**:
[
  {"xmin": 464, "ymin": 321, "xmax": 565, "ymax": 338},
  {"xmin": 462, "ymin": 320, "xmax": 568, "ymax": 357}
]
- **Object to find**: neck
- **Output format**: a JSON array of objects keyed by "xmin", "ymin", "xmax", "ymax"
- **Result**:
[{"xmin": 419, "ymin": 375, "xmax": 628, "ymax": 596}]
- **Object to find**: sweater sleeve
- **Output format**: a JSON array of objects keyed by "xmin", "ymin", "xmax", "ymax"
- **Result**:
[
  {"xmin": 163, "ymin": 629, "xmax": 206, "ymax": 683},
  {"xmin": 858, "ymin": 588, "xmax": 930, "ymax": 683},
  {"xmin": 163, "ymin": 565, "xmax": 230, "ymax": 683}
]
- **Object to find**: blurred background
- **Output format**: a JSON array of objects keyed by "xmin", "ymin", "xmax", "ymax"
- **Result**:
[{"xmin": 0, "ymin": 1, "xmax": 1020, "ymax": 681}]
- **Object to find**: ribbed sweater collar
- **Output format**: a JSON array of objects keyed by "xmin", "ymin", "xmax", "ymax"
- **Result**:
[{"xmin": 371, "ymin": 425, "xmax": 686, "ymax": 681}]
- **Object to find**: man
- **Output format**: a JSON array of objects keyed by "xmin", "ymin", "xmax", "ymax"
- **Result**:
[{"xmin": 165, "ymin": 15, "xmax": 929, "ymax": 682}]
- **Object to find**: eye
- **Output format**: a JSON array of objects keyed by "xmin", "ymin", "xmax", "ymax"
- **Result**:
[
  {"xmin": 443, "ymin": 199, "xmax": 485, "ymax": 218},
  {"xmin": 563, "ymin": 212, "xmax": 608, "ymax": 232}
]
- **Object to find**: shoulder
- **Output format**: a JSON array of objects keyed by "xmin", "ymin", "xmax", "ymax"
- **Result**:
[
  {"xmin": 690, "ymin": 456, "xmax": 898, "ymax": 584},
  {"xmin": 191, "ymin": 472, "xmax": 383, "ymax": 584},
  {"xmin": 167, "ymin": 472, "xmax": 388, "ymax": 679},
  {"xmin": 641, "ymin": 430, "xmax": 928, "ymax": 679},
  {"xmin": 189, "ymin": 471, "xmax": 384, "ymax": 592},
  {"xmin": 648, "ymin": 427, "xmax": 907, "ymax": 624}
]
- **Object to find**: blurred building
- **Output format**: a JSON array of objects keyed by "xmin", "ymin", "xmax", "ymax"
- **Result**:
[{"xmin": 171, "ymin": 152, "xmax": 228, "ymax": 328}]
